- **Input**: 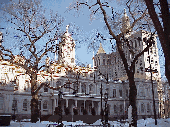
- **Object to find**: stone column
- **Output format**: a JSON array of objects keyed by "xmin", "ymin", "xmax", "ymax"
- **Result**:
[
  {"xmin": 56, "ymin": 98, "xmax": 58, "ymax": 107},
  {"xmin": 75, "ymin": 100, "xmax": 77, "ymax": 107},
  {"xmin": 92, "ymin": 101, "xmax": 94, "ymax": 108},
  {"xmin": 79, "ymin": 82, "xmax": 81, "ymax": 93},
  {"xmin": 87, "ymin": 84, "xmax": 89, "ymax": 94},
  {"xmin": 95, "ymin": 84, "xmax": 96, "ymax": 94},
  {"xmin": 53, "ymin": 99, "xmax": 56, "ymax": 115},
  {"xmin": 98, "ymin": 102, "xmax": 101, "ymax": 115},
  {"xmin": 66, "ymin": 99, "xmax": 68, "ymax": 107},
  {"xmin": 84, "ymin": 100, "xmax": 85, "ymax": 108}
]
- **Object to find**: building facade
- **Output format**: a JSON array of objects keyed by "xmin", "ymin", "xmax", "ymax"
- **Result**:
[{"xmin": 0, "ymin": 10, "xmax": 162, "ymax": 121}]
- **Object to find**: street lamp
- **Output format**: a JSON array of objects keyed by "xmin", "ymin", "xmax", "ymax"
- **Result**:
[
  {"xmin": 99, "ymin": 74, "xmax": 104, "ymax": 124},
  {"xmin": 98, "ymin": 72, "xmax": 109, "ymax": 125},
  {"xmin": 58, "ymin": 87, "xmax": 63, "ymax": 126},
  {"xmin": 145, "ymin": 55, "xmax": 158, "ymax": 125},
  {"xmin": 38, "ymin": 94, "xmax": 42, "ymax": 122},
  {"xmin": 157, "ymin": 90, "xmax": 161, "ymax": 118},
  {"xmin": 104, "ymin": 91, "xmax": 108, "ymax": 125},
  {"xmin": 12, "ymin": 97, "xmax": 17, "ymax": 121}
]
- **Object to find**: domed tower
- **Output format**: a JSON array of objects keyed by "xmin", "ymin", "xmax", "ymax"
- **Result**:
[
  {"xmin": 58, "ymin": 25, "xmax": 75, "ymax": 66},
  {"xmin": 120, "ymin": 9, "xmax": 131, "ymax": 34}
]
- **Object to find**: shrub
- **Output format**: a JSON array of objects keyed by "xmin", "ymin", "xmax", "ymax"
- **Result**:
[
  {"xmin": 91, "ymin": 107, "xmax": 96, "ymax": 116},
  {"xmin": 83, "ymin": 109, "xmax": 87, "ymax": 115},
  {"xmin": 65, "ymin": 107, "xmax": 70, "ymax": 115},
  {"xmin": 73, "ymin": 108, "xmax": 78, "ymax": 115},
  {"xmin": 100, "ymin": 109, "xmax": 104, "ymax": 116},
  {"xmin": 54, "ymin": 107, "xmax": 62, "ymax": 115}
]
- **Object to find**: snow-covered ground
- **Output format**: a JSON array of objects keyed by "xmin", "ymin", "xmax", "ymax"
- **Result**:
[{"xmin": 5, "ymin": 118, "xmax": 170, "ymax": 127}]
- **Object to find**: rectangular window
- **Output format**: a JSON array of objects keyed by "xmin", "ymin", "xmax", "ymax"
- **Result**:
[
  {"xmin": 12, "ymin": 100, "xmax": 17, "ymax": 111},
  {"xmin": 103, "ymin": 59, "xmax": 105, "ymax": 65},
  {"xmin": 120, "ymin": 104, "xmax": 123, "ymax": 113},
  {"xmin": 44, "ymin": 86, "xmax": 48, "ymax": 92},
  {"xmin": 114, "ymin": 105, "xmax": 117, "ymax": 114},
  {"xmin": 147, "ymin": 103, "xmax": 150, "ymax": 113},
  {"xmin": 126, "ymin": 89, "xmax": 129, "ymax": 97},
  {"xmin": 14, "ymin": 86, "xmax": 18, "ymax": 91},
  {"xmin": 155, "ymin": 61, "xmax": 158, "ymax": 66},
  {"xmin": 119, "ymin": 89, "xmax": 122, "ymax": 97},
  {"xmin": 23, "ymin": 99, "xmax": 27, "ymax": 111},
  {"xmin": 139, "ymin": 87, "xmax": 144, "ymax": 97},
  {"xmin": 135, "ymin": 40, "xmax": 137, "ymax": 48},
  {"xmin": 141, "ymin": 103, "xmax": 145, "ymax": 113},
  {"xmin": 113, "ymin": 89, "xmax": 116, "ymax": 98},
  {"xmin": 107, "ymin": 59, "xmax": 111, "ymax": 65},
  {"xmin": 24, "ymin": 86, "xmax": 26, "ymax": 91}
]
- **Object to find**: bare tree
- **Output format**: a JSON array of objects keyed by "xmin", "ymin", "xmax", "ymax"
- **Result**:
[
  {"xmin": 68, "ymin": 0, "xmax": 156, "ymax": 126},
  {"xmin": 144, "ymin": 0, "xmax": 170, "ymax": 83},
  {"xmin": 117, "ymin": 0, "xmax": 170, "ymax": 83},
  {"xmin": 0, "ymin": 0, "xmax": 64, "ymax": 123}
]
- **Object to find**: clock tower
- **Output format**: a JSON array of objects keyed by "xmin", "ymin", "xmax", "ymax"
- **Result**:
[{"xmin": 58, "ymin": 25, "xmax": 75, "ymax": 66}]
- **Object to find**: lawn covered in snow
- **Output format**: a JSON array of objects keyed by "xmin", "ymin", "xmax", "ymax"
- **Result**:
[{"xmin": 7, "ymin": 118, "xmax": 170, "ymax": 127}]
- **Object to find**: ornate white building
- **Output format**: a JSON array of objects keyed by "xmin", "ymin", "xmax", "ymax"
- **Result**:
[{"xmin": 0, "ymin": 10, "xmax": 162, "ymax": 121}]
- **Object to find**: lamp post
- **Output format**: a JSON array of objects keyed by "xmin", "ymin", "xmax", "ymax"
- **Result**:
[
  {"xmin": 12, "ymin": 98, "xmax": 17, "ymax": 121},
  {"xmin": 104, "ymin": 91, "xmax": 108, "ymax": 125},
  {"xmin": 58, "ymin": 88, "xmax": 63, "ymax": 126},
  {"xmin": 98, "ymin": 72, "xmax": 109, "ymax": 125},
  {"xmin": 158, "ymin": 90, "xmax": 162, "ymax": 118},
  {"xmin": 38, "ymin": 94, "xmax": 42, "ymax": 122},
  {"xmin": 100, "ymin": 75, "xmax": 104, "ymax": 124},
  {"xmin": 145, "ymin": 55, "xmax": 158, "ymax": 125}
]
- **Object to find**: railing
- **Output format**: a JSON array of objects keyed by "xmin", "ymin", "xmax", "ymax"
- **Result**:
[{"xmin": 47, "ymin": 124, "xmax": 113, "ymax": 127}]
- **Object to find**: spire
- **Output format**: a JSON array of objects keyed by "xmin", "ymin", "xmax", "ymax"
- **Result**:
[
  {"xmin": 97, "ymin": 43, "xmax": 106, "ymax": 54},
  {"xmin": 124, "ymin": 8, "xmax": 127, "ymax": 17},
  {"xmin": 66, "ymin": 25, "xmax": 69, "ymax": 33},
  {"xmin": 121, "ymin": 9, "xmax": 131, "ymax": 33}
]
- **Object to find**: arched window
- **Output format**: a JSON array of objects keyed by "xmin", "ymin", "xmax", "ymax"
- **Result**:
[
  {"xmin": 56, "ymin": 81, "xmax": 61, "ymax": 87},
  {"xmin": 89, "ymin": 84, "xmax": 93, "ymax": 94},
  {"xmin": 23, "ymin": 99, "xmax": 27, "ymax": 111},
  {"xmin": 0, "ymin": 96, "xmax": 4, "ymax": 110},
  {"xmin": 81, "ymin": 84, "xmax": 86, "ymax": 93},
  {"xmin": 43, "ymin": 101, "xmax": 48, "ymax": 110}
]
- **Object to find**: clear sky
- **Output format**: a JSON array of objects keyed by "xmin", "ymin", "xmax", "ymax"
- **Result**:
[{"xmin": 0, "ymin": 0, "xmax": 166, "ymax": 80}]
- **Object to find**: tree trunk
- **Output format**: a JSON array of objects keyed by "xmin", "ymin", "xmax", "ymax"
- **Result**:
[
  {"xmin": 129, "ymin": 72, "xmax": 137, "ymax": 127},
  {"xmin": 30, "ymin": 72, "xmax": 39, "ymax": 123},
  {"xmin": 144, "ymin": 0, "xmax": 170, "ymax": 83}
]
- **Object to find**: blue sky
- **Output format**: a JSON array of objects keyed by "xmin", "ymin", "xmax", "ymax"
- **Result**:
[{"xmin": 0, "ymin": 0, "xmax": 166, "ymax": 80}]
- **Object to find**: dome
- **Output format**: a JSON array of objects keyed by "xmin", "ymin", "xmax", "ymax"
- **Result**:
[{"xmin": 120, "ymin": 9, "xmax": 131, "ymax": 33}]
